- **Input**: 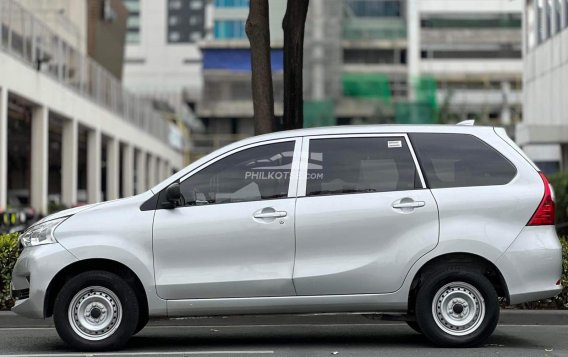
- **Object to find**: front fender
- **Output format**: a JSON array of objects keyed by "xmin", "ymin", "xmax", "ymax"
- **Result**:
[{"xmin": 54, "ymin": 193, "xmax": 167, "ymax": 317}]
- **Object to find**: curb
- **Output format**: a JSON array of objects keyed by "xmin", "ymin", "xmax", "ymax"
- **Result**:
[{"xmin": 0, "ymin": 309, "xmax": 567, "ymax": 328}]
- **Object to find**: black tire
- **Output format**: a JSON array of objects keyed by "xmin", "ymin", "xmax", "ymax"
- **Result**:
[
  {"xmin": 133, "ymin": 314, "xmax": 149, "ymax": 335},
  {"xmin": 53, "ymin": 271, "xmax": 140, "ymax": 351},
  {"xmin": 406, "ymin": 320, "xmax": 422, "ymax": 334},
  {"xmin": 415, "ymin": 268, "xmax": 499, "ymax": 347}
]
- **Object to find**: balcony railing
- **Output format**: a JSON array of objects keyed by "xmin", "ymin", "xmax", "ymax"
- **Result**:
[{"xmin": 0, "ymin": 0, "xmax": 169, "ymax": 144}]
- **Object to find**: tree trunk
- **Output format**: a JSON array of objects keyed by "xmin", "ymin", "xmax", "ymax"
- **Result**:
[
  {"xmin": 246, "ymin": 0, "xmax": 274, "ymax": 135},
  {"xmin": 282, "ymin": 0, "xmax": 310, "ymax": 130}
]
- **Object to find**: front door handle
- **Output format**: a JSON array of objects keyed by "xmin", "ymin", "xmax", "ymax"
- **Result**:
[
  {"xmin": 392, "ymin": 201, "xmax": 425, "ymax": 209},
  {"xmin": 253, "ymin": 211, "xmax": 287, "ymax": 219}
]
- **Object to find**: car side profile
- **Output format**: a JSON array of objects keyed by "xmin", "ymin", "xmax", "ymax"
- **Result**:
[{"xmin": 11, "ymin": 125, "xmax": 562, "ymax": 351}]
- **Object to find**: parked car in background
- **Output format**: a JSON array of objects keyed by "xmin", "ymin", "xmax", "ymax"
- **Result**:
[{"xmin": 10, "ymin": 125, "xmax": 562, "ymax": 351}]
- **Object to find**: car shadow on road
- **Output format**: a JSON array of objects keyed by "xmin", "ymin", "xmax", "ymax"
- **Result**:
[{"xmin": 123, "ymin": 327, "xmax": 536, "ymax": 351}]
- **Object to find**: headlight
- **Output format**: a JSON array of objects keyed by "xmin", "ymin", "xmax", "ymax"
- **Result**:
[{"xmin": 20, "ymin": 217, "xmax": 67, "ymax": 248}]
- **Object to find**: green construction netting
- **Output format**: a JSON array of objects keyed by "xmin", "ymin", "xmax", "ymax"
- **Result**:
[
  {"xmin": 304, "ymin": 100, "xmax": 336, "ymax": 128},
  {"xmin": 395, "ymin": 76, "xmax": 438, "ymax": 124},
  {"xmin": 342, "ymin": 74, "xmax": 392, "ymax": 103},
  {"xmin": 395, "ymin": 102, "xmax": 437, "ymax": 124}
]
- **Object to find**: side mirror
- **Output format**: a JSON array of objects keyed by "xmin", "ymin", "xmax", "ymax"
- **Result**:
[{"xmin": 162, "ymin": 182, "xmax": 182, "ymax": 209}]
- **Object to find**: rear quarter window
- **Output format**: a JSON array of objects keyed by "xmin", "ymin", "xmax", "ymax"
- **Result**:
[{"xmin": 409, "ymin": 133, "xmax": 517, "ymax": 189}]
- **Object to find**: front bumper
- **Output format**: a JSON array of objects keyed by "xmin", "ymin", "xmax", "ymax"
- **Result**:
[
  {"xmin": 11, "ymin": 243, "xmax": 77, "ymax": 319},
  {"xmin": 496, "ymin": 225, "xmax": 563, "ymax": 305}
]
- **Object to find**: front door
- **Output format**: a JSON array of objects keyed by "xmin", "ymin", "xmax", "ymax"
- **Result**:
[
  {"xmin": 293, "ymin": 135, "xmax": 439, "ymax": 295},
  {"xmin": 153, "ymin": 139, "xmax": 300, "ymax": 300}
]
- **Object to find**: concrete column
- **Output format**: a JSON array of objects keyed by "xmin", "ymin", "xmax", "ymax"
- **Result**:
[
  {"xmin": 148, "ymin": 155, "xmax": 157, "ymax": 188},
  {"xmin": 407, "ymin": 0, "xmax": 420, "ymax": 101},
  {"xmin": 106, "ymin": 137, "xmax": 119, "ymax": 200},
  {"xmin": 136, "ymin": 149, "xmax": 147, "ymax": 193},
  {"xmin": 0, "ymin": 88, "xmax": 8, "ymax": 209},
  {"xmin": 61, "ymin": 118, "xmax": 78, "ymax": 207},
  {"xmin": 162, "ymin": 160, "xmax": 170, "ymax": 181},
  {"xmin": 87, "ymin": 128, "xmax": 101, "ymax": 203},
  {"xmin": 31, "ymin": 106, "xmax": 49, "ymax": 215},
  {"xmin": 122, "ymin": 144, "xmax": 134, "ymax": 197},
  {"xmin": 500, "ymin": 81, "xmax": 512, "ymax": 126}
]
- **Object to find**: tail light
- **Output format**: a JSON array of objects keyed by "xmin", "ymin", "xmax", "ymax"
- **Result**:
[{"xmin": 527, "ymin": 172, "xmax": 555, "ymax": 226}]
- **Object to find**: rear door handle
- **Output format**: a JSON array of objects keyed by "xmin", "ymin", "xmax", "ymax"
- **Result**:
[
  {"xmin": 392, "ymin": 201, "xmax": 425, "ymax": 209},
  {"xmin": 253, "ymin": 211, "xmax": 287, "ymax": 219}
]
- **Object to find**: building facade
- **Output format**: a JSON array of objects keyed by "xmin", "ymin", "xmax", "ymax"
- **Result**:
[
  {"xmin": 197, "ymin": 0, "xmax": 523, "ymax": 151},
  {"xmin": 122, "ymin": 0, "xmax": 208, "ymax": 164},
  {"xmin": 0, "ymin": 0, "xmax": 182, "ymax": 217},
  {"xmin": 86, "ymin": 0, "xmax": 129, "ymax": 80},
  {"xmin": 518, "ymin": 0, "xmax": 568, "ymax": 173},
  {"xmin": 122, "ymin": 0, "xmax": 207, "ymax": 97}
]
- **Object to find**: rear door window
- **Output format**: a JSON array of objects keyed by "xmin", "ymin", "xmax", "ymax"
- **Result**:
[
  {"xmin": 305, "ymin": 137, "xmax": 420, "ymax": 197},
  {"xmin": 409, "ymin": 133, "xmax": 517, "ymax": 188}
]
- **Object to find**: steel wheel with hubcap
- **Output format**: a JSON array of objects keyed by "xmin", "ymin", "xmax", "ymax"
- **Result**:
[
  {"xmin": 54, "ymin": 271, "xmax": 140, "ymax": 351},
  {"xmin": 68, "ymin": 286, "xmax": 123, "ymax": 341},
  {"xmin": 432, "ymin": 282, "xmax": 485, "ymax": 336},
  {"xmin": 415, "ymin": 268, "xmax": 499, "ymax": 347}
]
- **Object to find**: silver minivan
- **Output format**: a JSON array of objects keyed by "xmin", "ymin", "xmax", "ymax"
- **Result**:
[{"xmin": 11, "ymin": 125, "xmax": 562, "ymax": 351}]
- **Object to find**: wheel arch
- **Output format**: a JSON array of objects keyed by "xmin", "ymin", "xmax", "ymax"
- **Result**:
[
  {"xmin": 407, "ymin": 252, "xmax": 510, "ymax": 313},
  {"xmin": 44, "ymin": 258, "xmax": 149, "ymax": 323}
]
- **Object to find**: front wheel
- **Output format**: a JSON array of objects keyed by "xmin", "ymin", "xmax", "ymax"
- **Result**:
[
  {"xmin": 53, "ymin": 271, "xmax": 140, "ymax": 351},
  {"xmin": 415, "ymin": 269, "xmax": 499, "ymax": 347}
]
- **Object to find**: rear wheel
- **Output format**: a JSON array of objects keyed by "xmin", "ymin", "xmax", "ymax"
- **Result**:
[
  {"xmin": 415, "ymin": 268, "xmax": 499, "ymax": 347},
  {"xmin": 53, "ymin": 271, "xmax": 139, "ymax": 351}
]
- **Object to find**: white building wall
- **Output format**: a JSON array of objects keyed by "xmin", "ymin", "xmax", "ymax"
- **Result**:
[
  {"xmin": 123, "ymin": 0, "xmax": 203, "ymax": 98},
  {"xmin": 518, "ymin": 0, "xmax": 568, "ymax": 169}
]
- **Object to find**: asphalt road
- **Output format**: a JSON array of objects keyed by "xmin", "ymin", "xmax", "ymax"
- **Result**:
[{"xmin": 0, "ymin": 311, "xmax": 567, "ymax": 357}]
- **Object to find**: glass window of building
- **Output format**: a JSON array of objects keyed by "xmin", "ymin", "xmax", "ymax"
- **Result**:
[
  {"xmin": 345, "ymin": 0, "xmax": 402, "ymax": 18},
  {"xmin": 546, "ymin": 0, "xmax": 552, "ymax": 38},
  {"xmin": 167, "ymin": 0, "xmax": 206, "ymax": 43},
  {"xmin": 190, "ymin": 1, "xmax": 204, "ymax": 10},
  {"xmin": 169, "ymin": 0, "xmax": 182, "ymax": 10},
  {"xmin": 124, "ymin": 0, "xmax": 141, "ymax": 44},
  {"xmin": 214, "ymin": 20, "xmax": 246, "ymax": 39},
  {"xmin": 214, "ymin": 0, "xmax": 250, "ymax": 7}
]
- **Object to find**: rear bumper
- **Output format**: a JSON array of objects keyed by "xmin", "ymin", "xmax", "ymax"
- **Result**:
[
  {"xmin": 11, "ymin": 243, "xmax": 77, "ymax": 319},
  {"xmin": 496, "ymin": 226, "xmax": 563, "ymax": 305}
]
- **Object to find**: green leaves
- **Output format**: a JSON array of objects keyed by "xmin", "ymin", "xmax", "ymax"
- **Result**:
[
  {"xmin": 0, "ymin": 233, "xmax": 20, "ymax": 310},
  {"xmin": 550, "ymin": 172, "xmax": 568, "ymax": 236},
  {"xmin": 560, "ymin": 236, "xmax": 568, "ymax": 309}
]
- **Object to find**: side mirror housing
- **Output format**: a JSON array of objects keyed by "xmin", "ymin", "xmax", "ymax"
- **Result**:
[{"xmin": 162, "ymin": 182, "xmax": 182, "ymax": 209}]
